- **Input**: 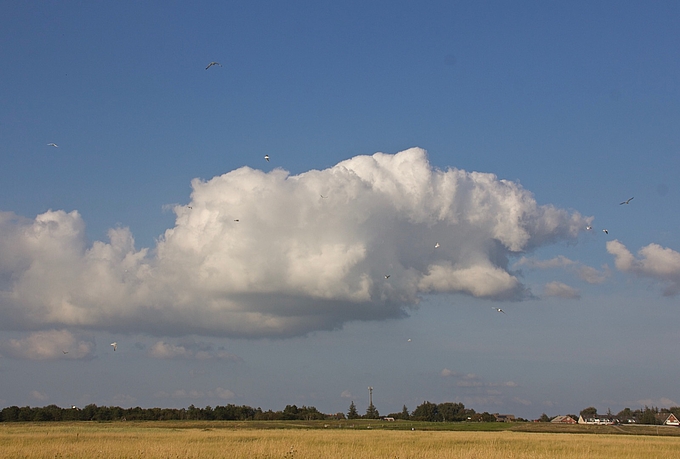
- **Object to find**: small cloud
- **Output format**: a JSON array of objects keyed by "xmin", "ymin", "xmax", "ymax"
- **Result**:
[
  {"xmin": 0, "ymin": 330, "xmax": 95, "ymax": 360},
  {"xmin": 214, "ymin": 387, "xmax": 235, "ymax": 400},
  {"xmin": 635, "ymin": 397, "xmax": 679, "ymax": 408},
  {"xmin": 154, "ymin": 387, "xmax": 235, "ymax": 401},
  {"xmin": 111, "ymin": 394, "xmax": 137, "ymax": 407},
  {"xmin": 515, "ymin": 256, "xmax": 609, "ymax": 287},
  {"xmin": 440, "ymin": 368, "xmax": 458, "ymax": 377},
  {"xmin": 514, "ymin": 255, "xmax": 575, "ymax": 269},
  {"xmin": 149, "ymin": 340, "xmax": 241, "ymax": 361},
  {"xmin": 543, "ymin": 281, "xmax": 580, "ymax": 299},
  {"xmin": 577, "ymin": 265, "xmax": 611, "ymax": 284},
  {"xmin": 607, "ymin": 240, "xmax": 680, "ymax": 296},
  {"xmin": 31, "ymin": 390, "xmax": 48, "ymax": 401},
  {"xmin": 340, "ymin": 390, "xmax": 353, "ymax": 398},
  {"xmin": 512, "ymin": 397, "xmax": 532, "ymax": 406}
]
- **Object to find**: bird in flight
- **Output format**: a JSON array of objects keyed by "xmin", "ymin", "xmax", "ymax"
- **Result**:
[
  {"xmin": 434, "ymin": 242, "xmax": 440, "ymax": 248},
  {"xmin": 205, "ymin": 62, "xmax": 222, "ymax": 69},
  {"xmin": 495, "ymin": 308, "xmax": 506, "ymax": 314},
  {"xmin": 47, "ymin": 143, "xmax": 58, "ymax": 148},
  {"xmin": 407, "ymin": 338, "xmax": 412, "ymax": 342},
  {"xmin": 320, "ymin": 194, "xmax": 327, "ymax": 199},
  {"xmin": 234, "ymin": 219, "xmax": 239, "ymax": 222},
  {"xmin": 110, "ymin": 342, "xmax": 117, "ymax": 351},
  {"xmin": 264, "ymin": 154, "xmax": 270, "ymax": 162},
  {"xmin": 62, "ymin": 350, "xmax": 68, "ymax": 354},
  {"xmin": 586, "ymin": 225, "xmax": 592, "ymax": 230},
  {"xmin": 620, "ymin": 197, "xmax": 634, "ymax": 205},
  {"xmin": 384, "ymin": 275, "xmax": 390, "ymax": 279},
  {"xmin": 602, "ymin": 229, "xmax": 609, "ymax": 234}
]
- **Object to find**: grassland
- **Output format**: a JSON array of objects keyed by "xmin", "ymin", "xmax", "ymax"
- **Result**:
[{"xmin": 2, "ymin": 421, "xmax": 680, "ymax": 458}]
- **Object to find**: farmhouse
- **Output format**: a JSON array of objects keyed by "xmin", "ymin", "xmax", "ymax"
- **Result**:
[
  {"xmin": 657, "ymin": 413, "xmax": 680, "ymax": 426},
  {"xmin": 551, "ymin": 415, "xmax": 577, "ymax": 424},
  {"xmin": 493, "ymin": 413, "xmax": 515, "ymax": 422},
  {"xmin": 578, "ymin": 414, "xmax": 613, "ymax": 425}
]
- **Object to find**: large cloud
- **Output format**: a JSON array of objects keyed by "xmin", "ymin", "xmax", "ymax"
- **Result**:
[
  {"xmin": 607, "ymin": 240, "xmax": 680, "ymax": 295},
  {"xmin": 0, "ymin": 148, "xmax": 588, "ymax": 337}
]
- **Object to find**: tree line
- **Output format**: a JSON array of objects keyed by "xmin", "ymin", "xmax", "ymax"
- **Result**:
[{"xmin": 0, "ymin": 400, "xmax": 501, "ymax": 423}]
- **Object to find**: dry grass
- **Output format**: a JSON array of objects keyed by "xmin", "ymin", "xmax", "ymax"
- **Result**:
[{"xmin": 2, "ymin": 422, "xmax": 680, "ymax": 458}]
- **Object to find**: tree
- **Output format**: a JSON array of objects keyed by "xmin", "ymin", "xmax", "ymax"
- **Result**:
[
  {"xmin": 401, "ymin": 405, "xmax": 410, "ymax": 420},
  {"xmin": 412, "ymin": 401, "xmax": 439, "ymax": 422},
  {"xmin": 538, "ymin": 413, "xmax": 551, "ymax": 422},
  {"xmin": 639, "ymin": 406, "xmax": 660, "ymax": 425},
  {"xmin": 364, "ymin": 403, "xmax": 379, "ymax": 419},
  {"xmin": 616, "ymin": 407, "xmax": 634, "ymax": 421},
  {"xmin": 579, "ymin": 407, "xmax": 598, "ymax": 419},
  {"xmin": 438, "ymin": 402, "xmax": 466, "ymax": 422},
  {"xmin": 347, "ymin": 401, "xmax": 359, "ymax": 419}
]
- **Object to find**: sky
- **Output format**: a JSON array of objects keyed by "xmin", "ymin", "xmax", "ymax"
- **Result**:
[{"xmin": 0, "ymin": 1, "xmax": 679, "ymax": 420}]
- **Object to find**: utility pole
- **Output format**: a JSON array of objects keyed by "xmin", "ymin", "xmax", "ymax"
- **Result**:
[{"xmin": 368, "ymin": 386, "xmax": 373, "ymax": 407}]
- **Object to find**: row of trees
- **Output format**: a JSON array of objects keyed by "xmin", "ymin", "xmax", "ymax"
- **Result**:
[
  {"xmin": 0, "ymin": 403, "xmax": 332, "ymax": 423},
  {"xmin": 347, "ymin": 400, "xmax": 499, "ymax": 422},
  {"xmin": 1, "ymin": 400, "xmax": 491, "ymax": 423}
]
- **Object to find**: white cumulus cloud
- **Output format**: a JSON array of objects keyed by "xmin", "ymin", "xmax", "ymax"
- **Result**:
[
  {"xmin": 607, "ymin": 240, "xmax": 680, "ymax": 296},
  {"xmin": 0, "ymin": 148, "xmax": 588, "ymax": 338}
]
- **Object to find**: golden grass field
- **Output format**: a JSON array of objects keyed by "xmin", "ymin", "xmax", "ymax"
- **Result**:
[{"xmin": 2, "ymin": 421, "xmax": 680, "ymax": 459}]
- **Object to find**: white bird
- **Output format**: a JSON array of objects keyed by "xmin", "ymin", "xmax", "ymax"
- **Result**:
[
  {"xmin": 264, "ymin": 154, "xmax": 270, "ymax": 162},
  {"xmin": 205, "ymin": 61, "xmax": 222, "ymax": 69},
  {"xmin": 620, "ymin": 197, "xmax": 634, "ymax": 205},
  {"xmin": 602, "ymin": 229, "xmax": 608, "ymax": 234},
  {"xmin": 47, "ymin": 143, "xmax": 58, "ymax": 147},
  {"xmin": 407, "ymin": 339, "xmax": 412, "ymax": 342},
  {"xmin": 384, "ymin": 275, "xmax": 390, "ymax": 279},
  {"xmin": 586, "ymin": 225, "xmax": 592, "ymax": 230},
  {"xmin": 110, "ymin": 342, "xmax": 117, "ymax": 351},
  {"xmin": 495, "ymin": 308, "xmax": 506, "ymax": 314},
  {"xmin": 434, "ymin": 242, "xmax": 440, "ymax": 248}
]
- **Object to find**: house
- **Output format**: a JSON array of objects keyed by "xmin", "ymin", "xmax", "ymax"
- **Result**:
[
  {"xmin": 578, "ymin": 414, "xmax": 613, "ymax": 425},
  {"xmin": 494, "ymin": 413, "xmax": 515, "ymax": 422},
  {"xmin": 551, "ymin": 415, "xmax": 577, "ymax": 424},
  {"xmin": 657, "ymin": 413, "xmax": 680, "ymax": 426}
]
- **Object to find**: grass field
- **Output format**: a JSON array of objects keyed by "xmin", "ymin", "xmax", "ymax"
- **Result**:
[{"xmin": 2, "ymin": 421, "xmax": 680, "ymax": 458}]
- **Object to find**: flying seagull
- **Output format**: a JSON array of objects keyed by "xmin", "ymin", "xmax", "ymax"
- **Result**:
[
  {"xmin": 234, "ymin": 219, "xmax": 239, "ymax": 222},
  {"xmin": 205, "ymin": 61, "xmax": 222, "ymax": 70},
  {"xmin": 264, "ymin": 154, "xmax": 270, "ymax": 162},
  {"xmin": 620, "ymin": 197, "xmax": 634, "ymax": 205},
  {"xmin": 62, "ymin": 350, "xmax": 68, "ymax": 354},
  {"xmin": 495, "ymin": 308, "xmax": 506, "ymax": 314},
  {"xmin": 384, "ymin": 275, "xmax": 390, "ymax": 279},
  {"xmin": 586, "ymin": 225, "xmax": 592, "ymax": 230},
  {"xmin": 110, "ymin": 342, "xmax": 117, "ymax": 351},
  {"xmin": 320, "ymin": 194, "xmax": 328, "ymax": 199},
  {"xmin": 47, "ymin": 143, "xmax": 58, "ymax": 148},
  {"xmin": 602, "ymin": 229, "xmax": 608, "ymax": 234},
  {"xmin": 434, "ymin": 242, "xmax": 440, "ymax": 248}
]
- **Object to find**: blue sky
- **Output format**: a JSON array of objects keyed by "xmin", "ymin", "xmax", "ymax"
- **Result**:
[{"xmin": 1, "ymin": 1, "xmax": 679, "ymax": 419}]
